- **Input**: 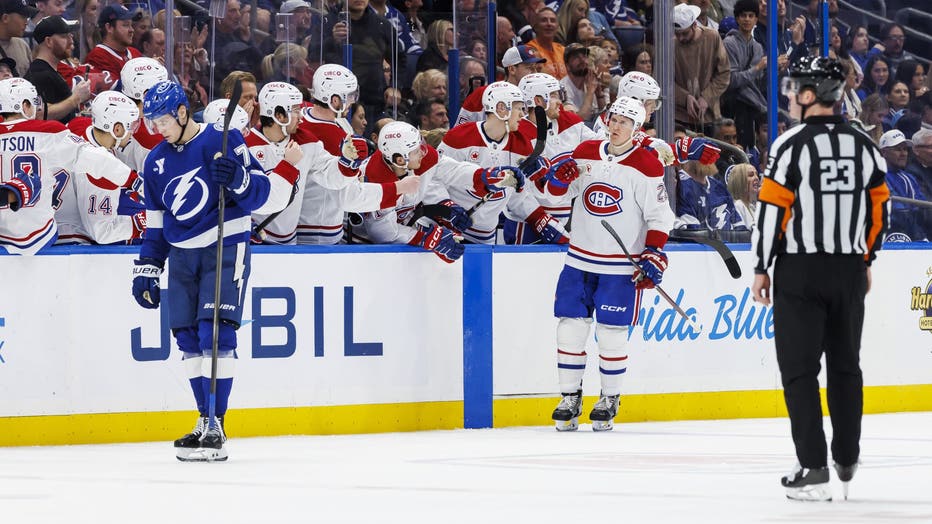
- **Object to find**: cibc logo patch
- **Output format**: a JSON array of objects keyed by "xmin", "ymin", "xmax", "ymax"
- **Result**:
[{"xmin": 583, "ymin": 182, "xmax": 623, "ymax": 216}]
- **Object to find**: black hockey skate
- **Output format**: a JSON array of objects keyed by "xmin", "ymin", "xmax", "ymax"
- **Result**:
[
  {"xmin": 176, "ymin": 416, "xmax": 227, "ymax": 462},
  {"xmin": 552, "ymin": 390, "xmax": 583, "ymax": 432},
  {"xmin": 781, "ymin": 463, "xmax": 831, "ymax": 501},
  {"xmin": 589, "ymin": 394, "xmax": 620, "ymax": 432},
  {"xmin": 833, "ymin": 462, "xmax": 858, "ymax": 500}
]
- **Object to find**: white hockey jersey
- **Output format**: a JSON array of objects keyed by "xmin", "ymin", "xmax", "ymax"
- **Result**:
[
  {"xmin": 0, "ymin": 119, "xmax": 135, "ymax": 254},
  {"xmin": 546, "ymin": 140, "xmax": 674, "ymax": 275},
  {"xmin": 57, "ymin": 118, "xmax": 142, "ymax": 244},
  {"xmin": 360, "ymin": 146, "xmax": 480, "ymax": 244},
  {"xmin": 437, "ymin": 121, "xmax": 545, "ymax": 243}
]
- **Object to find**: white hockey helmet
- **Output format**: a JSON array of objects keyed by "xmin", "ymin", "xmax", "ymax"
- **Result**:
[
  {"xmin": 312, "ymin": 63, "xmax": 359, "ymax": 114},
  {"xmin": 482, "ymin": 81, "xmax": 525, "ymax": 120},
  {"xmin": 91, "ymin": 90, "xmax": 140, "ymax": 141},
  {"xmin": 258, "ymin": 81, "xmax": 303, "ymax": 127},
  {"xmin": 617, "ymin": 71, "xmax": 661, "ymax": 110},
  {"xmin": 608, "ymin": 96, "xmax": 646, "ymax": 130},
  {"xmin": 517, "ymin": 73, "xmax": 562, "ymax": 108},
  {"xmin": 120, "ymin": 57, "xmax": 169, "ymax": 101},
  {"xmin": 0, "ymin": 78, "xmax": 40, "ymax": 119},
  {"xmin": 203, "ymin": 99, "xmax": 250, "ymax": 133},
  {"xmin": 378, "ymin": 121, "xmax": 423, "ymax": 166}
]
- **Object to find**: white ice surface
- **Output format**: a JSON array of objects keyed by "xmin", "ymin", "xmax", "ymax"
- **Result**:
[{"xmin": 4, "ymin": 413, "xmax": 932, "ymax": 523}]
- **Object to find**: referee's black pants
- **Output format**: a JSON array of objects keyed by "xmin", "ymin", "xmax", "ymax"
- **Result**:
[{"xmin": 773, "ymin": 253, "xmax": 867, "ymax": 469}]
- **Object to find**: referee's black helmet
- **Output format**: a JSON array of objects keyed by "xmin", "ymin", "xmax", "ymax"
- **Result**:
[{"xmin": 783, "ymin": 56, "xmax": 846, "ymax": 104}]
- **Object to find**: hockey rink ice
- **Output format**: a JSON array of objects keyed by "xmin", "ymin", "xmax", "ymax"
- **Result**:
[{"xmin": 4, "ymin": 412, "xmax": 932, "ymax": 523}]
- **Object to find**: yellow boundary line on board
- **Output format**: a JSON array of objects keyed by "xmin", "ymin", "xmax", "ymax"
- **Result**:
[{"xmin": 2, "ymin": 385, "xmax": 930, "ymax": 447}]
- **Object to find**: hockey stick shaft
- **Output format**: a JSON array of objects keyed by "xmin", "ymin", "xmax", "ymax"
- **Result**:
[
  {"xmin": 890, "ymin": 195, "xmax": 932, "ymax": 208},
  {"xmin": 600, "ymin": 220, "xmax": 698, "ymax": 330},
  {"xmin": 466, "ymin": 106, "xmax": 549, "ymax": 217},
  {"xmin": 208, "ymin": 79, "xmax": 242, "ymax": 429}
]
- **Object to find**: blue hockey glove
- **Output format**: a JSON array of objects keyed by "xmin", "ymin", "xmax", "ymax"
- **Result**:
[
  {"xmin": 209, "ymin": 156, "xmax": 250, "ymax": 193},
  {"xmin": 520, "ymin": 156, "xmax": 551, "ymax": 183},
  {"xmin": 633, "ymin": 247, "xmax": 668, "ymax": 290},
  {"xmin": 437, "ymin": 199, "xmax": 473, "ymax": 233},
  {"xmin": 674, "ymin": 136, "xmax": 721, "ymax": 165},
  {"xmin": 409, "ymin": 224, "xmax": 464, "ymax": 263},
  {"xmin": 1, "ymin": 168, "xmax": 42, "ymax": 211},
  {"xmin": 132, "ymin": 257, "xmax": 164, "ymax": 309}
]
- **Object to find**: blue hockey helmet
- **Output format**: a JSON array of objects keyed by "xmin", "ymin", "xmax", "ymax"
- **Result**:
[{"xmin": 142, "ymin": 80, "xmax": 189, "ymax": 121}]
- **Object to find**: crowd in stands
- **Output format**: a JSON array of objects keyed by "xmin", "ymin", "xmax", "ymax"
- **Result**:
[{"xmin": 1, "ymin": 0, "xmax": 931, "ymax": 248}]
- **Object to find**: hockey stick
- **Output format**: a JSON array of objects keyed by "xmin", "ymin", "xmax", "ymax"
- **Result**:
[
  {"xmin": 208, "ymin": 79, "xmax": 242, "ymax": 434},
  {"xmin": 466, "ymin": 106, "xmax": 548, "ymax": 217},
  {"xmin": 890, "ymin": 195, "xmax": 932, "ymax": 208},
  {"xmin": 668, "ymin": 229, "xmax": 743, "ymax": 279},
  {"xmin": 685, "ymin": 133, "xmax": 750, "ymax": 165},
  {"xmin": 600, "ymin": 220, "xmax": 699, "ymax": 331}
]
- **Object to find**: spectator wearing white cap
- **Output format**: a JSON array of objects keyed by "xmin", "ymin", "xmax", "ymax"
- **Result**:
[
  {"xmin": 673, "ymin": 2, "xmax": 730, "ymax": 135},
  {"xmin": 880, "ymin": 129, "xmax": 930, "ymax": 241},
  {"xmin": 454, "ymin": 44, "xmax": 545, "ymax": 125},
  {"xmin": 278, "ymin": 0, "xmax": 313, "ymax": 45}
]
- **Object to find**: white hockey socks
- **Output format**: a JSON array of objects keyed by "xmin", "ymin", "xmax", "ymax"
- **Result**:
[
  {"xmin": 556, "ymin": 317, "xmax": 592, "ymax": 393},
  {"xmin": 595, "ymin": 324, "xmax": 629, "ymax": 396}
]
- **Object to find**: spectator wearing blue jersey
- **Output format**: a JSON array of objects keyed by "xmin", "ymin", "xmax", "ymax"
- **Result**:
[
  {"xmin": 879, "ymin": 129, "xmax": 930, "ymax": 241},
  {"xmin": 131, "ymin": 80, "xmax": 298, "ymax": 462},
  {"xmin": 675, "ymin": 159, "xmax": 747, "ymax": 232}
]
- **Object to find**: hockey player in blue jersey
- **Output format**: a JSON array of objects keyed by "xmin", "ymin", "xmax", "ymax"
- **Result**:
[{"xmin": 130, "ymin": 81, "xmax": 301, "ymax": 462}]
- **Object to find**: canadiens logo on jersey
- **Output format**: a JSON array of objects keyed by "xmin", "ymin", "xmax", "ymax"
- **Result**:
[
  {"xmin": 163, "ymin": 167, "xmax": 210, "ymax": 221},
  {"xmin": 467, "ymin": 188, "xmax": 506, "ymax": 202},
  {"xmin": 583, "ymin": 182, "xmax": 623, "ymax": 216}
]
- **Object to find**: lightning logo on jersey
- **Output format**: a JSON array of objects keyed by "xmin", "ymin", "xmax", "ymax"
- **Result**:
[{"xmin": 165, "ymin": 167, "xmax": 209, "ymax": 221}]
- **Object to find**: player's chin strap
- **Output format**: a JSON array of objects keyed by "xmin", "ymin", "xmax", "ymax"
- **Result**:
[{"xmin": 170, "ymin": 113, "xmax": 193, "ymax": 147}]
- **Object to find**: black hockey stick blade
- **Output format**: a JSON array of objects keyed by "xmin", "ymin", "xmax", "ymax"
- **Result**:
[
  {"xmin": 669, "ymin": 229, "xmax": 742, "ymax": 279},
  {"xmin": 518, "ymin": 106, "xmax": 548, "ymax": 173}
]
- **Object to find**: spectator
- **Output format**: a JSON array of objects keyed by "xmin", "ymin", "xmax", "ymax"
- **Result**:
[
  {"xmin": 555, "ymin": 0, "xmax": 589, "ymax": 44},
  {"xmin": 722, "ymin": 0, "xmax": 767, "ymax": 151},
  {"xmin": 894, "ymin": 60, "xmax": 929, "ymax": 100},
  {"xmin": 675, "ymin": 159, "xmax": 745, "ymax": 231},
  {"xmin": 0, "ymin": 55, "xmax": 14, "ymax": 78},
  {"xmin": 527, "ymin": 6, "xmax": 566, "ymax": 80},
  {"xmin": 86, "ymin": 4, "xmax": 141, "ymax": 81},
  {"xmin": 908, "ymin": 128, "xmax": 932, "ymax": 199},
  {"xmin": 690, "ymin": 0, "xmax": 719, "ymax": 31},
  {"xmin": 802, "ymin": 0, "xmax": 844, "ymax": 53},
  {"xmin": 130, "ymin": 8, "xmax": 149, "ymax": 48},
  {"xmin": 76, "ymin": 0, "xmax": 100, "ymax": 61},
  {"xmin": 593, "ymin": 0, "xmax": 642, "ymax": 28},
  {"xmin": 879, "ymin": 129, "xmax": 929, "ymax": 241},
  {"xmin": 390, "ymin": 0, "xmax": 427, "ymax": 51},
  {"xmin": 840, "ymin": 57, "xmax": 863, "ymax": 123},
  {"xmin": 411, "ymin": 68, "xmax": 447, "ymax": 104},
  {"xmin": 172, "ymin": 42, "xmax": 208, "ymax": 112},
  {"xmin": 857, "ymin": 93, "xmax": 888, "ymax": 144},
  {"xmin": 885, "ymin": 81, "xmax": 910, "ymax": 131},
  {"xmin": 261, "ymin": 42, "xmax": 312, "ymax": 88},
  {"xmin": 752, "ymin": 0, "xmax": 805, "ymax": 67},
  {"xmin": 466, "ymin": 38, "xmax": 487, "ymax": 62},
  {"xmin": 499, "ymin": 0, "xmax": 540, "ymax": 45},
  {"xmin": 569, "ymin": 17, "xmax": 603, "ymax": 47},
  {"xmin": 455, "ymin": 44, "xmax": 545, "ymax": 125},
  {"xmin": 599, "ymin": 38, "xmax": 622, "ymax": 76},
  {"xmin": 413, "ymin": 97, "xmax": 449, "ymax": 131},
  {"xmin": 25, "ymin": 15, "xmax": 91, "ymax": 123},
  {"xmin": 915, "ymin": 92, "xmax": 932, "ymax": 132},
  {"xmin": 210, "ymin": 0, "xmax": 262, "ymax": 82},
  {"xmin": 725, "ymin": 162, "xmax": 760, "ymax": 229},
  {"xmin": 278, "ymin": 0, "xmax": 313, "ymax": 45},
  {"xmin": 459, "ymin": 55, "xmax": 486, "ymax": 100},
  {"xmin": 415, "ymin": 19, "xmax": 452, "ymax": 73},
  {"xmin": 621, "ymin": 42, "xmax": 653, "ymax": 77},
  {"xmin": 0, "ymin": 0, "xmax": 36, "ymax": 78},
  {"xmin": 875, "ymin": 23, "xmax": 916, "ymax": 77},
  {"xmin": 324, "ymin": 0, "xmax": 404, "ymax": 122},
  {"xmin": 371, "ymin": 0, "xmax": 420, "ymax": 55},
  {"xmin": 349, "ymin": 102, "xmax": 368, "ymax": 135},
  {"xmin": 673, "ymin": 2, "xmax": 730, "ymax": 134},
  {"xmin": 496, "ymin": 15, "xmax": 516, "ymax": 65},
  {"xmin": 846, "ymin": 24, "xmax": 878, "ymax": 73},
  {"xmin": 857, "ymin": 54, "xmax": 893, "ymax": 101},
  {"xmin": 26, "ymin": 0, "xmax": 66, "ymax": 45},
  {"xmin": 559, "ymin": 43, "xmax": 604, "ymax": 122},
  {"xmin": 137, "ymin": 28, "xmax": 164, "ymax": 61}
]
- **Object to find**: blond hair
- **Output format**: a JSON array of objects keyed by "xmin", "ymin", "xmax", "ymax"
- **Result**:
[
  {"xmin": 725, "ymin": 163, "xmax": 758, "ymax": 204},
  {"xmin": 411, "ymin": 69, "xmax": 447, "ymax": 102},
  {"xmin": 261, "ymin": 43, "xmax": 307, "ymax": 80}
]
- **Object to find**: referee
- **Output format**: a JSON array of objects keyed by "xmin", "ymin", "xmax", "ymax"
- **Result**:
[{"xmin": 751, "ymin": 56, "xmax": 890, "ymax": 502}]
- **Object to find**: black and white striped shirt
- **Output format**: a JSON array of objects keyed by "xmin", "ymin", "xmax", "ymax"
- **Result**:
[{"xmin": 752, "ymin": 115, "xmax": 890, "ymax": 272}]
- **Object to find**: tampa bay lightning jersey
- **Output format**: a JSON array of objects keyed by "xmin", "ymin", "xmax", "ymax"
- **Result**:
[
  {"xmin": 140, "ymin": 123, "xmax": 270, "ymax": 262},
  {"xmin": 675, "ymin": 173, "xmax": 747, "ymax": 231}
]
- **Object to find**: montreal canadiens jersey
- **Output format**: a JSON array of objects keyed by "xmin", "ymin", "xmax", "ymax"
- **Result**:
[
  {"xmin": 140, "ymin": 124, "xmax": 291, "ymax": 261},
  {"xmin": 455, "ymin": 85, "xmax": 487, "ymax": 126},
  {"xmin": 549, "ymin": 140, "xmax": 674, "ymax": 275},
  {"xmin": 360, "ymin": 146, "xmax": 478, "ymax": 244},
  {"xmin": 0, "ymin": 118, "xmax": 134, "ymax": 254},
  {"xmin": 438, "ymin": 121, "xmax": 541, "ymax": 243}
]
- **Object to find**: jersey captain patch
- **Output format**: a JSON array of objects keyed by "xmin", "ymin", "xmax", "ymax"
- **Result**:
[{"xmin": 583, "ymin": 182, "xmax": 623, "ymax": 216}]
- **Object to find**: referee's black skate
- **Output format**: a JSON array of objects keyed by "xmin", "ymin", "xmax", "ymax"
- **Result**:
[
  {"xmin": 833, "ymin": 461, "xmax": 858, "ymax": 500},
  {"xmin": 589, "ymin": 393, "xmax": 619, "ymax": 432},
  {"xmin": 781, "ymin": 463, "xmax": 831, "ymax": 501},
  {"xmin": 552, "ymin": 390, "xmax": 583, "ymax": 431}
]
